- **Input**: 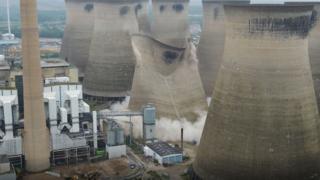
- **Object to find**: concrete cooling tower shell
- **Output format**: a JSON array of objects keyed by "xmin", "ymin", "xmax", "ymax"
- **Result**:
[
  {"xmin": 197, "ymin": 1, "xmax": 225, "ymax": 97},
  {"xmin": 129, "ymin": 35, "xmax": 207, "ymax": 120},
  {"xmin": 193, "ymin": 4, "xmax": 320, "ymax": 180},
  {"xmin": 309, "ymin": 5, "xmax": 320, "ymax": 109},
  {"xmin": 136, "ymin": 0, "xmax": 151, "ymax": 33},
  {"xmin": 60, "ymin": 0, "xmax": 94, "ymax": 77},
  {"xmin": 151, "ymin": 0, "xmax": 190, "ymax": 48},
  {"xmin": 83, "ymin": 0, "xmax": 144, "ymax": 100}
]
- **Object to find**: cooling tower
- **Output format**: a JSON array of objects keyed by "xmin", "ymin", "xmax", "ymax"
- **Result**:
[
  {"xmin": 83, "ymin": 0, "xmax": 143, "ymax": 101},
  {"xmin": 60, "ymin": 0, "xmax": 94, "ymax": 77},
  {"xmin": 197, "ymin": 1, "xmax": 225, "ymax": 96},
  {"xmin": 309, "ymin": 5, "xmax": 320, "ymax": 109},
  {"xmin": 20, "ymin": 0, "xmax": 50, "ymax": 172},
  {"xmin": 193, "ymin": 4, "xmax": 320, "ymax": 179},
  {"xmin": 151, "ymin": 0, "xmax": 189, "ymax": 48},
  {"xmin": 136, "ymin": 0, "xmax": 151, "ymax": 34},
  {"xmin": 129, "ymin": 35, "xmax": 207, "ymax": 120}
]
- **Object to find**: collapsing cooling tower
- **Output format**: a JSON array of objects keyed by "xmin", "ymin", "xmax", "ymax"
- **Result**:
[
  {"xmin": 151, "ymin": 0, "xmax": 189, "ymax": 48},
  {"xmin": 130, "ymin": 35, "xmax": 207, "ymax": 120},
  {"xmin": 60, "ymin": 0, "xmax": 94, "ymax": 77},
  {"xmin": 20, "ymin": 0, "xmax": 50, "ymax": 172},
  {"xmin": 129, "ymin": 0, "xmax": 206, "ymax": 120},
  {"xmin": 197, "ymin": 0, "xmax": 225, "ymax": 96},
  {"xmin": 309, "ymin": 5, "xmax": 320, "ymax": 109},
  {"xmin": 83, "ymin": 0, "xmax": 145, "ymax": 101},
  {"xmin": 194, "ymin": 4, "xmax": 320, "ymax": 179}
]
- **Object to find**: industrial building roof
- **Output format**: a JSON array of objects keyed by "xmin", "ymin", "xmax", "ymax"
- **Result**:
[
  {"xmin": 41, "ymin": 58, "xmax": 70, "ymax": 68},
  {"xmin": 146, "ymin": 141, "xmax": 182, "ymax": 157}
]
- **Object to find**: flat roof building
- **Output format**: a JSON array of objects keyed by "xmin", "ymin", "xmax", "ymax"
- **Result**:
[{"xmin": 144, "ymin": 141, "xmax": 182, "ymax": 165}]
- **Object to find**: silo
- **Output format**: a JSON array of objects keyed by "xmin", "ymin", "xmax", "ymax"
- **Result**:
[
  {"xmin": 151, "ymin": 0, "xmax": 189, "ymax": 48},
  {"xmin": 193, "ymin": 4, "xmax": 320, "ymax": 179},
  {"xmin": 197, "ymin": 0, "xmax": 225, "ymax": 96},
  {"xmin": 309, "ymin": 5, "xmax": 320, "ymax": 109},
  {"xmin": 129, "ymin": 35, "xmax": 207, "ymax": 120},
  {"xmin": 60, "ymin": 0, "xmax": 94, "ymax": 77},
  {"xmin": 20, "ymin": 0, "xmax": 50, "ymax": 172},
  {"xmin": 83, "ymin": 0, "xmax": 141, "ymax": 102}
]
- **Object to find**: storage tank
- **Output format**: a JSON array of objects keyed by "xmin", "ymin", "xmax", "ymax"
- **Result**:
[
  {"xmin": 129, "ymin": 35, "xmax": 207, "ymax": 120},
  {"xmin": 83, "ymin": 0, "xmax": 141, "ymax": 102},
  {"xmin": 309, "ymin": 5, "xmax": 320, "ymax": 109},
  {"xmin": 60, "ymin": 0, "xmax": 94, "ymax": 77},
  {"xmin": 197, "ymin": 0, "xmax": 225, "ymax": 96},
  {"xmin": 193, "ymin": 4, "xmax": 320, "ymax": 179},
  {"xmin": 151, "ymin": 0, "xmax": 189, "ymax": 48}
]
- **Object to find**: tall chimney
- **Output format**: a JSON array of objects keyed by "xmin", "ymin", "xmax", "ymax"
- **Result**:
[
  {"xmin": 193, "ymin": 4, "xmax": 320, "ymax": 179},
  {"xmin": 180, "ymin": 128, "xmax": 183, "ymax": 152},
  {"xmin": 20, "ymin": 0, "xmax": 51, "ymax": 172}
]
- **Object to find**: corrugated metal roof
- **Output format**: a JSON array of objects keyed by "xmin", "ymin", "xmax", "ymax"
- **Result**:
[{"xmin": 146, "ymin": 141, "xmax": 182, "ymax": 156}]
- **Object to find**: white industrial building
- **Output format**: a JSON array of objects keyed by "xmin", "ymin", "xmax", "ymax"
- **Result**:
[
  {"xmin": 144, "ymin": 141, "xmax": 183, "ymax": 165},
  {"xmin": 104, "ymin": 119, "xmax": 126, "ymax": 159}
]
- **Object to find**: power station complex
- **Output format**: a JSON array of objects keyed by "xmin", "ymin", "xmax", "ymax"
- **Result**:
[{"xmin": 1, "ymin": 0, "xmax": 320, "ymax": 179}]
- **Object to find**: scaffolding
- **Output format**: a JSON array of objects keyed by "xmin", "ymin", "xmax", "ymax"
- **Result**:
[
  {"xmin": 51, "ymin": 146, "xmax": 90, "ymax": 166},
  {"xmin": 8, "ymin": 154, "xmax": 23, "ymax": 169}
]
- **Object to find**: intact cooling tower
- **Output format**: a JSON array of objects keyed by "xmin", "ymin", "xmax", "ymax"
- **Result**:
[
  {"xmin": 151, "ymin": 0, "xmax": 189, "ymax": 48},
  {"xmin": 83, "ymin": 0, "xmax": 142, "ymax": 102},
  {"xmin": 20, "ymin": 0, "xmax": 50, "ymax": 172},
  {"xmin": 194, "ymin": 4, "xmax": 320, "ymax": 179},
  {"xmin": 129, "ymin": 35, "xmax": 207, "ymax": 120},
  {"xmin": 309, "ymin": 5, "xmax": 320, "ymax": 109},
  {"xmin": 197, "ymin": 1, "xmax": 225, "ymax": 96},
  {"xmin": 60, "ymin": 0, "xmax": 94, "ymax": 77}
]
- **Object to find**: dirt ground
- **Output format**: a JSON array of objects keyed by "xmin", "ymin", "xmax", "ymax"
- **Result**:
[
  {"xmin": 22, "ymin": 158, "xmax": 132, "ymax": 180},
  {"xmin": 22, "ymin": 142, "xmax": 197, "ymax": 180}
]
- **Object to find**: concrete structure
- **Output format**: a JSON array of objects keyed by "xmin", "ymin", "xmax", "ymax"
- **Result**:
[
  {"xmin": 144, "ymin": 141, "xmax": 182, "ymax": 165},
  {"xmin": 0, "ymin": 55, "xmax": 10, "ymax": 86},
  {"xmin": 60, "ymin": 0, "xmax": 94, "ymax": 77},
  {"xmin": 197, "ymin": 0, "xmax": 225, "ymax": 96},
  {"xmin": 43, "ymin": 84, "xmax": 90, "ymax": 135},
  {"xmin": 0, "ymin": 89, "xmax": 22, "ymax": 157},
  {"xmin": 137, "ymin": 0, "xmax": 151, "ymax": 34},
  {"xmin": 151, "ymin": 0, "xmax": 189, "ymax": 48},
  {"xmin": 142, "ymin": 105, "xmax": 156, "ymax": 142},
  {"xmin": 20, "ymin": 0, "xmax": 50, "ymax": 172},
  {"xmin": 104, "ymin": 119, "xmax": 126, "ymax": 159},
  {"xmin": 129, "ymin": 35, "xmax": 207, "ymax": 120},
  {"xmin": 193, "ymin": 4, "xmax": 320, "ymax": 179},
  {"xmin": 0, "ymin": 89, "xmax": 19, "ymax": 140},
  {"xmin": 9, "ymin": 58, "xmax": 79, "ymax": 88},
  {"xmin": 309, "ymin": 5, "xmax": 320, "ymax": 109},
  {"xmin": 84, "ymin": 0, "xmax": 143, "ymax": 102}
]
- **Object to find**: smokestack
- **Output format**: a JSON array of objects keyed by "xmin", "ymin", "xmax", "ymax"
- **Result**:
[
  {"xmin": 197, "ymin": 1, "xmax": 225, "ymax": 96},
  {"xmin": 20, "ymin": 0, "xmax": 51, "ymax": 172},
  {"xmin": 129, "ymin": 0, "xmax": 207, "ymax": 120},
  {"xmin": 193, "ymin": 4, "xmax": 320, "ymax": 179},
  {"xmin": 60, "ymin": 0, "xmax": 95, "ymax": 78},
  {"xmin": 6, "ymin": 0, "xmax": 11, "ymax": 34},
  {"xmin": 180, "ymin": 128, "xmax": 183, "ymax": 152},
  {"xmin": 83, "ymin": 0, "xmax": 141, "ymax": 101}
]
